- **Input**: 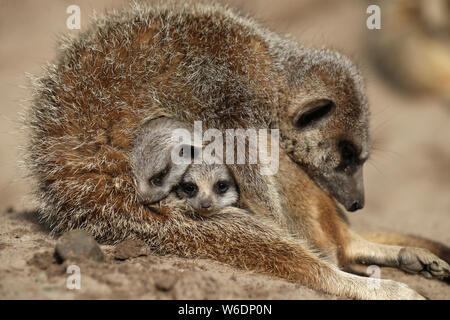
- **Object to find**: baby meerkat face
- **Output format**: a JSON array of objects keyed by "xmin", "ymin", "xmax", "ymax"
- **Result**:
[
  {"xmin": 132, "ymin": 144, "xmax": 191, "ymax": 205},
  {"xmin": 136, "ymin": 156, "xmax": 189, "ymax": 204},
  {"xmin": 176, "ymin": 163, "xmax": 239, "ymax": 217},
  {"xmin": 280, "ymin": 49, "xmax": 370, "ymax": 212},
  {"xmin": 130, "ymin": 117, "xmax": 197, "ymax": 204}
]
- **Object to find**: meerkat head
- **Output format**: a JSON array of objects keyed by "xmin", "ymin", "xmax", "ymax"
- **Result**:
[
  {"xmin": 176, "ymin": 162, "xmax": 239, "ymax": 217},
  {"xmin": 279, "ymin": 48, "xmax": 370, "ymax": 212},
  {"xmin": 130, "ymin": 117, "xmax": 199, "ymax": 204}
]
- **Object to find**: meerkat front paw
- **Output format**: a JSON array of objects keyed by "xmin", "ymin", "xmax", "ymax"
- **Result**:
[{"xmin": 398, "ymin": 247, "xmax": 450, "ymax": 279}]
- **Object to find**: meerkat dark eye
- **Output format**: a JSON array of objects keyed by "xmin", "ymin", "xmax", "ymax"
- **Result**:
[
  {"xmin": 338, "ymin": 140, "xmax": 359, "ymax": 168},
  {"xmin": 150, "ymin": 177, "xmax": 162, "ymax": 186},
  {"xmin": 294, "ymin": 99, "xmax": 335, "ymax": 128},
  {"xmin": 149, "ymin": 167, "xmax": 169, "ymax": 187},
  {"xmin": 181, "ymin": 182, "xmax": 198, "ymax": 197},
  {"xmin": 214, "ymin": 181, "xmax": 229, "ymax": 194}
]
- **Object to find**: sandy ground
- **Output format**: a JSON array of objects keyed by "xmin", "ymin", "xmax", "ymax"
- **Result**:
[{"xmin": 0, "ymin": 0, "xmax": 449, "ymax": 299}]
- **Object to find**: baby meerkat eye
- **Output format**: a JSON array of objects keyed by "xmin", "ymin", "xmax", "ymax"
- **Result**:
[
  {"xmin": 214, "ymin": 181, "xmax": 229, "ymax": 194},
  {"xmin": 149, "ymin": 167, "xmax": 169, "ymax": 187},
  {"xmin": 181, "ymin": 182, "xmax": 198, "ymax": 197},
  {"xmin": 294, "ymin": 99, "xmax": 335, "ymax": 128},
  {"xmin": 150, "ymin": 177, "xmax": 162, "ymax": 186}
]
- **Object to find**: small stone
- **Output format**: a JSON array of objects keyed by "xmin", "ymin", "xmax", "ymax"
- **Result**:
[
  {"xmin": 55, "ymin": 229, "xmax": 104, "ymax": 263},
  {"xmin": 155, "ymin": 274, "xmax": 178, "ymax": 292},
  {"xmin": 114, "ymin": 239, "xmax": 151, "ymax": 260}
]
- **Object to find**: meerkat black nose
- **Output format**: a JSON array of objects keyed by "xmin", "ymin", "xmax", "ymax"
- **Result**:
[
  {"xmin": 348, "ymin": 201, "xmax": 363, "ymax": 212},
  {"xmin": 201, "ymin": 201, "xmax": 212, "ymax": 209}
]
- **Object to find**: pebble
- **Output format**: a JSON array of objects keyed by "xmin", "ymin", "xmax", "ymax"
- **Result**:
[
  {"xmin": 55, "ymin": 229, "xmax": 104, "ymax": 263},
  {"xmin": 114, "ymin": 239, "xmax": 151, "ymax": 260},
  {"xmin": 154, "ymin": 274, "xmax": 178, "ymax": 292}
]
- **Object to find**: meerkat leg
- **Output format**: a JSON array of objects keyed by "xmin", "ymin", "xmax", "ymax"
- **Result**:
[
  {"xmin": 343, "ymin": 231, "xmax": 450, "ymax": 279},
  {"xmin": 129, "ymin": 203, "xmax": 424, "ymax": 300},
  {"xmin": 359, "ymin": 231, "xmax": 450, "ymax": 263}
]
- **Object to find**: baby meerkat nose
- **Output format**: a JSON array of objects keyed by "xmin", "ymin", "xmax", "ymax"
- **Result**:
[{"xmin": 201, "ymin": 200, "xmax": 212, "ymax": 209}]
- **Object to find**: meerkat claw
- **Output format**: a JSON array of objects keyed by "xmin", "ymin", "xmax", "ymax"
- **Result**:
[{"xmin": 398, "ymin": 247, "xmax": 450, "ymax": 279}]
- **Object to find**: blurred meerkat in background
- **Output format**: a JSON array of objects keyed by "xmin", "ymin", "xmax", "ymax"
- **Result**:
[{"xmin": 367, "ymin": 0, "xmax": 450, "ymax": 103}]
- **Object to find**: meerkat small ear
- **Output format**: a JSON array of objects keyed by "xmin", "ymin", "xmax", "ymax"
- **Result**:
[{"xmin": 293, "ymin": 99, "xmax": 335, "ymax": 128}]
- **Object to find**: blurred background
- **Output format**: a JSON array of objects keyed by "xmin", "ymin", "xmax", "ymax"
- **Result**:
[{"xmin": 0, "ymin": 0, "xmax": 449, "ymax": 245}]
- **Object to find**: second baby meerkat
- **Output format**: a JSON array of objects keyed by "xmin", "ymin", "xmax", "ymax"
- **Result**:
[
  {"xmin": 176, "ymin": 161, "xmax": 239, "ymax": 217},
  {"xmin": 130, "ymin": 117, "xmax": 198, "ymax": 204}
]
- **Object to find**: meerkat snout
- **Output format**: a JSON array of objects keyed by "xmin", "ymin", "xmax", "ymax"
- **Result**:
[
  {"xmin": 200, "ymin": 198, "xmax": 212, "ymax": 209},
  {"xmin": 176, "ymin": 162, "xmax": 239, "ymax": 217}
]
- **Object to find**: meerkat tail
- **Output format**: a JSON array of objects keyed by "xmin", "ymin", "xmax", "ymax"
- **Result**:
[{"xmin": 359, "ymin": 232, "xmax": 450, "ymax": 263}]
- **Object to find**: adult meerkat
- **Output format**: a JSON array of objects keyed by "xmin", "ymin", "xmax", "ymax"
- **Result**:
[
  {"xmin": 176, "ymin": 161, "xmax": 239, "ymax": 217},
  {"xmin": 274, "ymin": 38, "xmax": 450, "ymax": 281},
  {"xmin": 25, "ymin": 1, "xmax": 449, "ymax": 299}
]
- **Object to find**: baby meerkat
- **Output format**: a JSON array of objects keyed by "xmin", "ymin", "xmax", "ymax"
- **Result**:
[
  {"xmin": 177, "ymin": 162, "xmax": 239, "ymax": 217},
  {"xmin": 130, "ymin": 117, "xmax": 197, "ymax": 204}
]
